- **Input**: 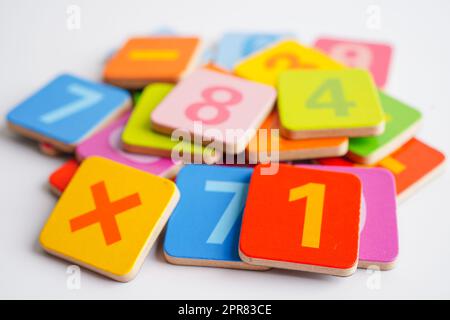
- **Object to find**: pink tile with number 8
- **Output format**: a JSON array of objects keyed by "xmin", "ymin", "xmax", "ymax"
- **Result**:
[{"xmin": 150, "ymin": 69, "xmax": 277, "ymax": 154}]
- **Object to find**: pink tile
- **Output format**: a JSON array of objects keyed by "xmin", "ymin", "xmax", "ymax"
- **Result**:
[
  {"xmin": 150, "ymin": 69, "xmax": 276, "ymax": 153},
  {"xmin": 314, "ymin": 38, "xmax": 392, "ymax": 88},
  {"xmin": 298, "ymin": 164, "xmax": 398, "ymax": 266},
  {"xmin": 76, "ymin": 112, "xmax": 179, "ymax": 177}
]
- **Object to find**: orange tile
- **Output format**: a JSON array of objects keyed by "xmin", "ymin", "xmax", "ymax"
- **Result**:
[
  {"xmin": 104, "ymin": 37, "xmax": 200, "ymax": 87},
  {"xmin": 316, "ymin": 138, "xmax": 446, "ymax": 200},
  {"xmin": 247, "ymin": 112, "xmax": 348, "ymax": 161}
]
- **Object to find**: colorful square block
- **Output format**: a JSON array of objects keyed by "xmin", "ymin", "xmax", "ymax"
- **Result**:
[
  {"xmin": 103, "ymin": 37, "xmax": 201, "ymax": 89},
  {"xmin": 316, "ymin": 138, "xmax": 446, "ymax": 202},
  {"xmin": 76, "ymin": 112, "xmax": 181, "ymax": 179},
  {"xmin": 348, "ymin": 92, "xmax": 422, "ymax": 164},
  {"xmin": 151, "ymin": 69, "xmax": 277, "ymax": 154},
  {"xmin": 302, "ymin": 165, "xmax": 398, "ymax": 270},
  {"xmin": 40, "ymin": 156, "xmax": 180, "ymax": 282},
  {"xmin": 278, "ymin": 69, "xmax": 385, "ymax": 139},
  {"xmin": 103, "ymin": 28, "xmax": 180, "ymax": 65},
  {"xmin": 234, "ymin": 40, "xmax": 343, "ymax": 86},
  {"xmin": 48, "ymin": 159, "xmax": 79, "ymax": 196},
  {"xmin": 314, "ymin": 37, "xmax": 392, "ymax": 88},
  {"xmin": 239, "ymin": 164, "xmax": 361, "ymax": 276},
  {"xmin": 246, "ymin": 111, "xmax": 348, "ymax": 161},
  {"xmin": 164, "ymin": 165, "xmax": 267, "ymax": 270},
  {"xmin": 121, "ymin": 83, "xmax": 220, "ymax": 163},
  {"xmin": 6, "ymin": 74, "xmax": 130, "ymax": 152},
  {"xmin": 214, "ymin": 32, "xmax": 286, "ymax": 70},
  {"xmin": 381, "ymin": 139, "xmax": 446, "ymax": 201}
]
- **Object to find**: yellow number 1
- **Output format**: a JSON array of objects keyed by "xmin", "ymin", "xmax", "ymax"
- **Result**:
[{"xmin": 289, "ymin": 183, "xmax": 326, "ymax": 248}]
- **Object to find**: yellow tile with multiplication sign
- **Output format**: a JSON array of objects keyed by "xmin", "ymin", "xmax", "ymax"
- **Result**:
[
  {"xmin": 39, "ymin": 156, "xmax": 180, "ymax": 282},
  {"xmin": 234, "ymin": 39, "xmax": 343, "ymax": 86}
]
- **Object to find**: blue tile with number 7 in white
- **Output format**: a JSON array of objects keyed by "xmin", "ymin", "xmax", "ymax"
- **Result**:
[
  {"xmin": 164, "ymin": 165, "xmax": 269, "ymax": 270},
  {"xmin": 6, "ymin": 73, "xmax": 131, "ymax": 153}
]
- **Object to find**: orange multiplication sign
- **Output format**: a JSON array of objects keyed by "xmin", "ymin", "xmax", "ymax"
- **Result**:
[
  {"xmin": 70, "ymin": 181, "xmax": 141, "ymax": 246},
  {"xmin": 40, "ymin": 157, "xmax": 180, "ymax": 282},
  {"xmin": 239, "ymin": 164, "xmax": 361, "ymax": 276},
  {"xmin": 103, "ymin": 37, "xmax": 200, "ymax": 87}
]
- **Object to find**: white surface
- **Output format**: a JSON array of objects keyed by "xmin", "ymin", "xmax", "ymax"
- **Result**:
[{"xmin": 1, "ymin": 0, "xmax": 450, "ymax": 299}]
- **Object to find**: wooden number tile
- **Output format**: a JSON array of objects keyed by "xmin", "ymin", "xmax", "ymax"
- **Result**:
[
  {"xmin": 314, "ymin": 37, "xmax": 392, "ymax": 88},
  {"xmin": 150, "ymin": 69, "xmax": 276, "ymax": 154},
  {"xmin": 76, "ymin": 112, "xmax": 181, "ymax": 179},
  {"xmin": 384, "ymin": 138, "xmax": 446, "ymax": 202},
  {"xmin": 7, "ymin": 74, "xmax": 131, "ymax": 153},
  {"xmin": 103, "ymin": 37, "xmax": 201, "ymax": 89},
  {"xmin": 239, "ymin": 164, "xmax": 361, "ymax": 276},
  {"xmin": 315, "ymin": 138, "xmax": 446, "ymax": 202},
  {"xmin": 164, "ymin": 165, "xmax": 268, "ymax": 270},
  {"xmin": 40, "ymin": 156, "xmax": 180, "ymax": 282},
  {"xmin": 302, "ymin": 165, "xmax": 398, "ymax": 270},
  {"xmin": 278, "ymin": 69, "xmax": 385, "ymax": 139},
  {"xmin": 247, "ymin": 111, "xmax": 348, "ymax": 162},
  {"xmin": 347, "ymin": 92, "xmax": 421, "ymax": 165},
  {"xmin": 121, "ymin": 83, "xmax": 221, "ymax": 163},
  {"xmin": 234, "ymin": 39, "xmax": 343, "ymax": 86}
]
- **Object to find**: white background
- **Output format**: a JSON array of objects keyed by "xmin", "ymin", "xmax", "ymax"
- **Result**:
[{"xmin": 1, "ymin": 0, "xmax": 449, "ymax": 299}]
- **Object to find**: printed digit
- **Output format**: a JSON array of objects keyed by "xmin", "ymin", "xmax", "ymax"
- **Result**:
[
  {"xmin": 289, "ymin": 183, "xmax": 326, "ymax": 248},
  {"xmin": 306, "ymin": 78, "xmax": 355, "ymax": 117},
  {"xmin": 329, "ymin": 43, "xmax": 373, "ymax": 69},
  {"xmin": 108, "ymin": 127, "xmax": 161, "ymax": 164},
  {"xmin": 266, "ymin": 53, "xmax": 300, "ymax": 69},
  {"xmin": 185, "ymin": 86, "xmax": 242, "ymax": 125},
  {"xmin": 265, "ymin": 53, "xmax": 315, "ymax": 70},
  {"xmin": 40, "ymin": 83, "xmax": 103, "ymax": 124},
  {"xmin": 205, "ymin": 180, "xmax": 249, "ymax": 244}
]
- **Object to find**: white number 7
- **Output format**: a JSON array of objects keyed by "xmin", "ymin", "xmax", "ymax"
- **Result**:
[
  {"xmin": 205, "ymin": 180, "xmax": 249, "ymax": 245},
  {"xmin": 40, "ymin": 83, "xmax": 103, "ymax": 124}
]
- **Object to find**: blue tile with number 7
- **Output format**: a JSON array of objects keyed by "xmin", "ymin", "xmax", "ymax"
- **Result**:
[
  {"xmin": 7, "ymin": 73, "xmax": 131, "ymax": 153},
  {"xmin": 164, "ymin": 165, "xmax": 269, "ymax": 270}
]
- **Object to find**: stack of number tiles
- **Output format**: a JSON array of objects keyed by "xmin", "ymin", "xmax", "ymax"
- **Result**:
[{"xmin": 6, "ymin": 30, "xmax": 446, "ymax": 282}]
